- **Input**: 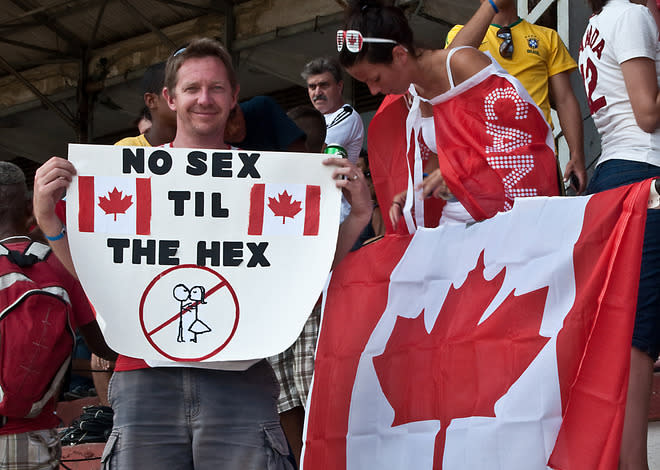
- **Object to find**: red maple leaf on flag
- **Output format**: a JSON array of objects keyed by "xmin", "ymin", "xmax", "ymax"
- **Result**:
[
  {"xmin": 98, "ymin": 187, "xmax": 133, "ymax": 221},
  {"xmin": 372, "ymin": 251, "xmax": 549, "ymax": 468},
  {"xmin": 267, "ymin": 190, "xmax": 302, "ymax": 224}
]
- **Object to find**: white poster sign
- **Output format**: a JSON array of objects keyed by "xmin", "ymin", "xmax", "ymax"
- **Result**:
[{"xmin": 67, "ymin": 144, "xmax": 341, "ymax": 362}]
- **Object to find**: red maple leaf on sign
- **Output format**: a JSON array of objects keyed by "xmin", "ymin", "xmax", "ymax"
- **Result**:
[
  {"xmin": 267, "ymin": 190, "xmax": 302, "ymax": 224},
  {"xmin": 98, "ymin": 187, "xmax": 133, "ymax": 221},
  {"xmin": 372, "ymin": 251, "xmax": 549, "ymax": 469}
]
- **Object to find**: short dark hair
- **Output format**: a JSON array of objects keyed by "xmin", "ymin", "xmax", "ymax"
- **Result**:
[
  {"xmin": 287, "ymin": 105, "xmax": 327, "ymax": 153},
  {"xmin": 586, "ymin": 0, "xmax": 608, "ymax": 13},
  {"xmin": 339, "ymin": 0, "xmax": 415, "ymax": 69},
  {"xmin": 132, "ymin": 106, "xmax": 151, "ymax": 128},
  {"xmin": 164, "ymin": 38, "xmax": 237, "ymax": 96},
  {"xmin": 0, "ymin": 161, "xmax": 28, "ymax": 225},
  {"xmin": 141, "ymin": 62, "xmax": 166, "ymax": 95},
  {"xmin": 301, "ymin": 57, "xmax": 343, "ymax": 83}
]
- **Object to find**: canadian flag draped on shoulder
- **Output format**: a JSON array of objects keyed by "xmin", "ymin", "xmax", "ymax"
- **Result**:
[
  {"xmin": 67, "ymin": 144, "xmax": 340, "ymax": 362},
  {"xmin": 368, "ymin": 59, "xmax": 558, "ymax": 234},
  {"xmin": 303, "ymin": 63, "xmax": 648, "ymax": 468}
]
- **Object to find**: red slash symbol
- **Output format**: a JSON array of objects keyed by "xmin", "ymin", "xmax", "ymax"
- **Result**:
[{"xmin": 139, "ymin": 265, "xmax": 240, "ymax": 361}]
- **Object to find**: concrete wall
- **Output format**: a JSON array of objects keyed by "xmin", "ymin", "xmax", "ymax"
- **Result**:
[
  {"xmin": 234, "ymin": 0, "xmax": 343, "ymax": 39},
  {"xmin": 0, "ymin": 15, "xmax": 226, "ymax": 116}
]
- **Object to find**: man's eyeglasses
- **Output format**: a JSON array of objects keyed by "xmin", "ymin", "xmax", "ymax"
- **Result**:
[
  {"xmin": 337, "ymin": 30, "xmax": 398, "ymax": 53},
  {"xmin": 497, "ymin": 27, "xmax": 514, "ymax": 59}
]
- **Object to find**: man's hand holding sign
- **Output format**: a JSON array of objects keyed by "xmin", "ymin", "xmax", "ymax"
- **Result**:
[{"xmin": 33, "ymin": 157, "xmax": 77, "ymax": 275}]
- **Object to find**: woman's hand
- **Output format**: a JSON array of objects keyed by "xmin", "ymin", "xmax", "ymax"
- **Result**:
[
  {"xmin": 419, "ymin": 168, "xmax": 453, "ymax": 200},
  {"xmin": 389, "ymin": 190, "xmax": 407, "ymax": 231},
  {"xmin": 389, "ymin": 169, "xmax": 453, "ymax": 230},
  {"xmin": 563, "ymin": 158, "xmax": 588, "ymax": 194}
]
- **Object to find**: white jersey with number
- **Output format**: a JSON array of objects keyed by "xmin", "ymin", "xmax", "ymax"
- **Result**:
[
  {"xmin": 325, "ymin": 104, "xmax": 364, "ymax": 164},
  {"xmin": 578, "ymin": 0, "xmax": 660, "ymax": 167}
]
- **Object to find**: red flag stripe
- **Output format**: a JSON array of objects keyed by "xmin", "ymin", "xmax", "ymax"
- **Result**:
[
  {"xmin": 303, "ymin": 185, "xmax": 320, "ymax": 236},
  {"xmin": 78, "ymin": 176, "xmax": 95, "ymax": 232},
  {"xmin": 135, "ymin": 178, "xmax": 151, "ymax": 235},
  {"xmin": 303, "ymin": 237, "xmax": 411, "ymax": 469},
  {"xmin": 248, "ymin": 184, "xmax": 265, "ymax": 235},
  {"xmin": 549, "ymin": 182, "xmax": 648, "ymax": 469}
]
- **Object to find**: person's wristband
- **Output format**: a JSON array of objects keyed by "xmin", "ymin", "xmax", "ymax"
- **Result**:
[
  {"xmin": 45, "ymin": 225, "xmax": 66, "ymax": 241},
  {"xmin": 488, "ymin": 0, "xmax": 499, "ymax": 13}
]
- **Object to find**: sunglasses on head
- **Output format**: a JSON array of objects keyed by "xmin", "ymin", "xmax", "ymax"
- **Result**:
[
  {"xmin": 497, "ymin": 26, "xmax": 513, "ymax": 59},
  {"xmin": 336, "ymin": 30, "xmax": 398, "ymax": 53},
  {"xmin": 171, "ymin": 45, "xmax": 187, "ymax": 57}
]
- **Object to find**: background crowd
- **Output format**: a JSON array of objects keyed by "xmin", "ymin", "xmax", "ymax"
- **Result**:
[{"xmin": 1, "ymin": 0, "xmax": 659, "ymax": 468}]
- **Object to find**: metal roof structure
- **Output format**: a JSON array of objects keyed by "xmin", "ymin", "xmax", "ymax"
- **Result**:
[
  {"xmin": 0, "ymin": 0, "xmax": 238, "ymax": 162},
  {"xmin": 0, "ymin": 0, "xmax": 596, "ymax": 173},
  {"xmin": 0, "ymin": 0, "xmax": 465, "ymax": 166}
]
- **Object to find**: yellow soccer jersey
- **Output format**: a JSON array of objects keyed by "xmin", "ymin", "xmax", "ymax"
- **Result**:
[
  {"xmin": 114, "ymin": 134, "xmax": 151, "ymax": 146},
  {"xmin": 446, "ymin": 19, "xmax": 577, "ymax": 126}
]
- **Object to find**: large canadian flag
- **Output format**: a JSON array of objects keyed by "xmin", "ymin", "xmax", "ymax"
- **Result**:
[
  {"xmin": 78, "ymin": 175, "xmax": 151, "ymax": 235},
  {"xmin": 303, "ymin": 181, "xmax": 650, "ymax": 469}
]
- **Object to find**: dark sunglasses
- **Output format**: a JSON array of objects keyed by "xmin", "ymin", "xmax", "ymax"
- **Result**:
[{"xmin": 497, "ymin": 27, "xmax": 513, "ymax": 59}]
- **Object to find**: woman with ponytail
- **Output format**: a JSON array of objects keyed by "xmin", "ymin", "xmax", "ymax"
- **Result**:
[{"xmin": 339, "ymin": 0, "xmax": 559, "ymax": 234}]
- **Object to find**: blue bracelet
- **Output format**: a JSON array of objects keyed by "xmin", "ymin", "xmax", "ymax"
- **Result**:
[
  {"xmin": 488, "ymin": 0, "xmax": 499, "ymax": 13},
  {"xmin": 45, "ymin": 225, "xmax": 66, "ymax": 241}
]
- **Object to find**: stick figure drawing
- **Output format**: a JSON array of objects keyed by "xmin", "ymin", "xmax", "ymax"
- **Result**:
[
  {"xmin": 188, "ymin": 286, "xmax": 210, "ymax": 343},
  {"xmin": 172, "ymin": 284, "xmax": 211, "ymax": 343}
]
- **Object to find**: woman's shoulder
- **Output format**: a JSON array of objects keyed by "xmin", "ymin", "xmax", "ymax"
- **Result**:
[
  {"xmin": 596, "ymin": 2, "xmax": 658, "ymax": 51},
  {"xmin": 440, "ymin": 45, "xmax": 488, "ymax": 62},
  {"xmin": 428, "ymin": 47, "xmax": 449, "ymax": 65},
  {"xmin": 600, "ymin": 0, "xmax": 652, "ymax": 24},
  {"xmin": 427, "ymin": 47, "xmax": 489, "ymax": 71},
  {"xmin": 444, "ymin": 47, "xmax": 491, "ymax": 84}
]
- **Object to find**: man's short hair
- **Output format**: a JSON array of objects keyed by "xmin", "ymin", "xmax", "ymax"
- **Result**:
[
  {"xmin": 141, "ymin": 62, "xmax": 166, "ymax": 95},
  {"xmin": 300, "ymin": 57, "xmax": 343, "ymax": 84},
  {"xmin": 287, "ymin": 105, "xmax": 327, "ymax": 153},
  {"xmin": 0, "ymin": 161, "xmax": 28, "ymax": 223},
  {"xmin": 164, "ymin": 38, "xmax": 237, "ymax": 96},
  {"xmin": 0, "ymin": 161, "xmax": 26, "ymax": 188}
]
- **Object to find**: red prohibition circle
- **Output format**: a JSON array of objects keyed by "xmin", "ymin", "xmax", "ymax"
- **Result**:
[{"xmin": 139, "ymin": 264, "xmax": 240, "ymax": 361}]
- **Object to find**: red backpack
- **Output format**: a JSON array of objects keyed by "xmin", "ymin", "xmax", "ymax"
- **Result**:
[{"xmin": 0, "ymin": 240, "xmax": 74, "ymax": 422}]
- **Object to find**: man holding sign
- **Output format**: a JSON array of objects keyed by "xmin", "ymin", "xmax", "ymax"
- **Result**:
[{"xmin": 33, "ymin": 38, "xmax": 371, "ymax": 469}]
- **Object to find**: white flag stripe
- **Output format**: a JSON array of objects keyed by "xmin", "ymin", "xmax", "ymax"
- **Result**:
[
  {"xmin": 346, "ymin": 196, "xmax": 589, "ymax": 470},
  {"xmin": 262, "ymin": 183, "xmax": 307, "ymax": 236},
  {"xmin": 93, "ymin": 176, "xmax": 138, "ymax": 234}
]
